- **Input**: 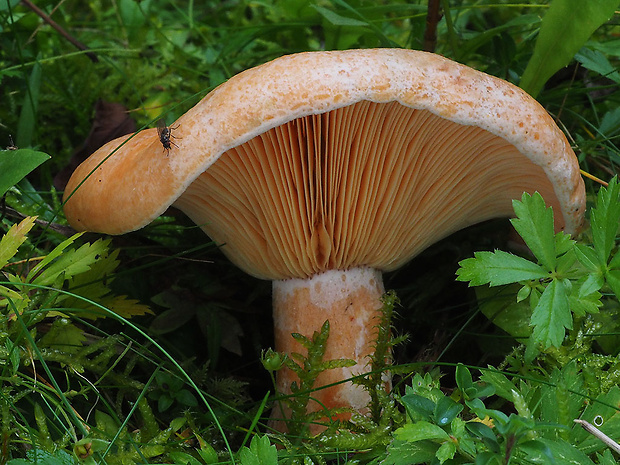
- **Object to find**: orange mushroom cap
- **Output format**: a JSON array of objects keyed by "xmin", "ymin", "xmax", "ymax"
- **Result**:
[{"xmin": 63, "ymin": 48, "xmax": 585, "ymax": 280}]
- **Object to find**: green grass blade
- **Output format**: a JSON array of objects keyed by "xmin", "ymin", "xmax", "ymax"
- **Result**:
[{"xmin": 16, "ymin": 61, "xmax": 41, "ymax": 147}]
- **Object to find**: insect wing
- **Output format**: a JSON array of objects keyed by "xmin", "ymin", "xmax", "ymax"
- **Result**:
[{"xmin": 159, "ymin": 119, "xmax": 172, "ymax": 141}]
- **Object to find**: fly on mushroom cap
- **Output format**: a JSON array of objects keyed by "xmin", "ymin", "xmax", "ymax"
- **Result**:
[
  {"xmin": 157, "ymin": 120, "xmax": 179, "ymax": 156},
  {"xmin": 63, "ymin": 49, "xmax": 586, "ymax": 432}
]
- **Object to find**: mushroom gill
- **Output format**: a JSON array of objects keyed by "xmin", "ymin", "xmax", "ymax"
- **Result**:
[{"xmin": 173, "ymin": 100, "xmax": 562, "ymax": 280}]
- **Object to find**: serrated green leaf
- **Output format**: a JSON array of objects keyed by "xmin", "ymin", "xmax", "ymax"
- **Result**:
[
  {"xmin": 510, "ymin": 192, "xmax": 556, "ymax": 270},
  {"xmin": 595, "ymin": 449, "xmax": 617, "ymax": 465},
  {"xmin": 239, "ymin": 435, "xmax": 278, "ymax": 465},
  {"xmin": 578, "ymin": 273, "xmax": 604, "ymax": 298},
  {"xmin": 539, "ymin": 362, "xmax": 584, "ymax": 428},
  {"xmin": 519, "ymin": 0, "xmax": 619, "ymax": 97},
  {"xmin": 251, "ymin": 435, "xmax": 278, "ymax": 464},
  {"xmin": 568, "ymin": 292, "xmax": 601, "ymax": 317},
  {"xmin": 530, "ymin": 279, "xmax": 572, "ymax": 348},
  {"xmin": 575, "ymin": 47, "xmax": 620, "ymax": 84},
  {"xmin": 574, "ymin": 244, "xmax": 603, "ymax": 271},
  {"xmin": 560, "ymin": 277, "xmax": 572, "ymax": 294},
  {"xmin": 555, "ymin": 231, "xmax": 575, "ymax": 257},
  {"xmin": 57, "ymin": 245, "xmax": 151, "ymax": 319},
  {"xmin": 80, "ymin": 294, "xmax": 152, "ymax": 320},
  {"xmin": 450, "ymin": 416, "xmax": 466, "ymax": 438},
  {"xmin": 67, "ymin": 242, "xmax": 117, "ymax": 289},
  {"xmin": 394, "ymin": 421, "xmax": 450, "ymax": 443},
  {"xmin": 0, "ymin": 216, "xmax": 36, "ymax": 269},
  {"xmin": 555, "ymin": 247, "xmax": 577, "ymax": 274},
  {"xmin": 456, "ymin": 250, "xmax": 548, "ymax": 286},
  {"xmin": 590, "ymin": 177, "xmax": 620, "ymax": 264},
  {"xmin": 0, "ymin": 149, "xmax": 50, "ymax": 197},
  {"xmin": 435, "ymin": 441, "xmax": 456, "ymax": 463},
  {"xmin": 524, "ymin": 335, "xmax": 540, "ymax": 364},
  {"xmin": 29, "ymin": 236, "xmax": 104, "ymax": 286},
  {"xmin": 27, "ymin": 233, "xmax": 82, "ymax": 279}
]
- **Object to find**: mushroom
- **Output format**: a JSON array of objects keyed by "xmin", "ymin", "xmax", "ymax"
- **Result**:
[{"xmin": 62, "ymin": 49, "xmax": 585, "ymax": 432}]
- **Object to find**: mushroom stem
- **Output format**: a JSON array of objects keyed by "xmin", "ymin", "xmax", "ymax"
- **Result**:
[{"xmin": 271, "ymin": 266, "xmax": 386, "ymax": 431}]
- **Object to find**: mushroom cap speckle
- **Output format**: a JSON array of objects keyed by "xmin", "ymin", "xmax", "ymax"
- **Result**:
[{"xmin": 63, "ymin": 49, "xmax": 585, "ymax": 280}]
